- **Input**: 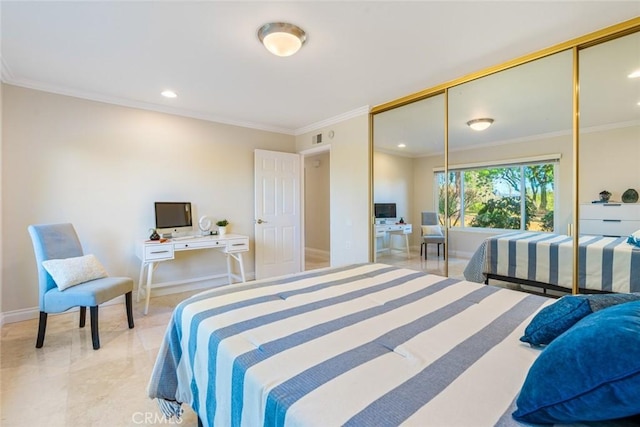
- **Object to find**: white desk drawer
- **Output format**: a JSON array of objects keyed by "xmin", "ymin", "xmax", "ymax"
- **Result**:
[
  {"xmin": 225, "ymin": 238, "xmax": 249, "ymax": 253},
  {"xmin": 144, "ymin": 244, "xmax": 174, "ymax": 261},
  {"xmin": 174, "ymin": 240, "xmax": 226, "ymax": 250}
]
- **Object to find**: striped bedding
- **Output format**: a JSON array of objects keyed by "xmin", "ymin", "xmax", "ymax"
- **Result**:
[
  {"xmin": 148, "ymin": 263, "xmax": 555, "ymax": 426},
  {"xmin": 463, "ymin": 231, "xmax": 640, "ymax": 293}
]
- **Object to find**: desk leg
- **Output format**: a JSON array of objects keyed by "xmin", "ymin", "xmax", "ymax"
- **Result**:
[
  {"xmin": 404, "ymin": 234, "xmax": 410, "ymax": 258},
  {"xmin": 237, "ymin": 253, "xmax": 246, "ymax": 282},
  {"xmin": 226, "ymin": 253, "xmax": 246, "ymax": 284},
  {"xmin": 137, "ymin": 262, "xmax": 147, "ymax": 303},
  {"xmin": 144, "ymin": 262, "xmax": 155, "ymax": 315},
  {"xmin": 226, "ymin": 254, "xmax": 233, "ymax": 285}
]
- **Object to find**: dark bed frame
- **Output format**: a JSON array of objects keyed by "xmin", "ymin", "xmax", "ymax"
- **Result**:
[{"xmin": 484, "ymin": 273, "xmax": 611, "ymax": 297}]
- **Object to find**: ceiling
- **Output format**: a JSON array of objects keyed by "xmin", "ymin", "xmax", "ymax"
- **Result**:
[
  {"xmin": 2, "ymin": 1, "xmax": 639, "ymax": 135},
  {"xmin": 374, "ymin": 30, "xmax": 640, "ymax": 157}
]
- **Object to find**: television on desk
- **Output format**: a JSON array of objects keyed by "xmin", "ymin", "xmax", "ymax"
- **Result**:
[
  {"xmin": 154, "ymin": 202, "xmax": 192, "ymax": 235},
  {"xmin": 374, "ymin": 203, "xmax": 397, "ymax": 220}
]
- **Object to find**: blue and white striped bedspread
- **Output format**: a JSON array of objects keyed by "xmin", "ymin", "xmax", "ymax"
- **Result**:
[
  {"xmin": 148, "ymin": 263, "xmax": 552, "ymax": 427},
  {"xmin": 464, "ymin": 231, "xmax": 640, "ymax": 292}
]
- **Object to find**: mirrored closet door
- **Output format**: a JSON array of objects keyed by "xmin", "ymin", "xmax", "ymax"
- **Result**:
[
  {"xmin": 372, "ymin": 94, "xmax": 446, "ymax": 276},
  {"xmin": 371, "ymin": 18, "xmax": 639, "ymax": 294},
  {"xmin": 577, "ymin": 30, "xmax": 640, "ymax": 292},
  {"xmin": 446, "ymin": 51, "xmax": 573, "ymax": 286}
]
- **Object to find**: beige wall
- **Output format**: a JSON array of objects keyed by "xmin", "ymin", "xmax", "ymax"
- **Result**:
[
  {"xmin": 2, "ymin": 84, "xmax": 296, "ymax": 317},
  {"xmin": 296, "ymin": 114, "xmax": 370, "ymax": 266},
  {"xmin": 373, "ymin": 152, "xmax": 414, "ymax": 224},
  {"xmin": 304, "ymin": 152, "xmax": 330, "ymax": 253},
  {"xmin": 579, "ymin": 125, "xmax": 640, "ymax": 203}
]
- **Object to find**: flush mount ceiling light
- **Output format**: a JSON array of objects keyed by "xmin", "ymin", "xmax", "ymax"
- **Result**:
[
  {"xmin": 627, "ymin": 70, "xmax": 640, "ymax": 78},
  {"xmin": 466, "ymin": 118, "xmax": 494, "ymax": 131},
  {"xmin": 161, "ymin": 90, "xmax": 177, "ymax": 98},
  {"xmin": 397, "ymin": 143, "xmax": 406, "ymax": 148},
  {"xmin": 258, "ymin": 22, "xmax": 306, "ymax": 57}
]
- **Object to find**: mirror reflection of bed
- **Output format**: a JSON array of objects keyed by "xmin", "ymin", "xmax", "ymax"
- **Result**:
[{"xmin": 372, "ymin": 29, "xmax": 639, "ymax": 297}]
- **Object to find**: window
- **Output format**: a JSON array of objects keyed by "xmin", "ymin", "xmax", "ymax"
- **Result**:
[{"xmin": 436, "ymin": 161, "xmax": 556, "ymax": 231}]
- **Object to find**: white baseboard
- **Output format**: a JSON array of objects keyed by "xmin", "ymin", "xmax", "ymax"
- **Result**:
[{"xmin": 1, "ymin": 271, "xmax": 256, "ymax": 325}]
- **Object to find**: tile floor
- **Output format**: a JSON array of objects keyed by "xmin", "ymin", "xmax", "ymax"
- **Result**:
[
  {"xmin": 1, "ymin": 291, "xmax": 202, "ymax": 427},
  {"xmin": 0, "ymin": 248, "xmax": 483, "ymax": 427}
]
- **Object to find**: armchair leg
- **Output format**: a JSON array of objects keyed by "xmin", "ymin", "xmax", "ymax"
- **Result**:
[
  {"xmin": 90, "ymin": 306, "xmax": 100, "ymax": 350},
  {"xmin": 125, "ymin": 291, "xmax": 134, "ymax": 329},
  {"xmin": 79, "ymin": 306, "xmax": 86, "ymax": 328},
  {"xmin": 36, "ymin": 311, "xmax": 48, "ymax": 348}
]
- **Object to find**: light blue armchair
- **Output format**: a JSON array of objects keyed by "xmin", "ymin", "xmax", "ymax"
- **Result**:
[{"xmin": 28, "ymin": 223, "xmax": 134, "ymax": 350}]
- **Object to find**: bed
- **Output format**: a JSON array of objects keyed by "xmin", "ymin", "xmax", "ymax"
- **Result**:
[
  {"xmin": 148, "ymin": 263, "xmax": 553, "ymax": 426},
  {"xmin": 148, "ymin": 262, "xmax": 640, "ymax": 426},
  {"xmin": 463, "ymin": 231, "xmax": 640, "ymax": 294}
]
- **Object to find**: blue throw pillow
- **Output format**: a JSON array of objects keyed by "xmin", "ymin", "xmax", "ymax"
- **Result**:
[
  {"xmin": 519, "ymin": 296, "xmax": 591, "ymax": 346},
  {"xmin": 520, "ymin": 293, "xmax": 640, "ymax": 346},
  {"xmin": 513, "ymin": 300, "xmax": 640, "ymax": 424}
]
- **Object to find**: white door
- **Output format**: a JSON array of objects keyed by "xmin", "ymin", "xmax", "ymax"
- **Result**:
[{"xmin": 254, "ymin": 149, "xmax": 302, "ymax": 280}]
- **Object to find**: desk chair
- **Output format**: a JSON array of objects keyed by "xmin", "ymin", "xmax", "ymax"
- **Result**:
[
  {"xmin": 420, "ymin": 212, "xmax": 445, "ymax": 260},
  {"xmin": 28, "ymin": 223, "xmax": 134, "ymax": 350}
]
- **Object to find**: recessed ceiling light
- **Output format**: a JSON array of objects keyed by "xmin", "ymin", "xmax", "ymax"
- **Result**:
[
  {"xmin": 161, "ymin": 90, "xmax": 177, "ymax": 98},
  {"xmin": 397, "ymin": 143, "xmax": 406, "ymax": 148},
  {"xmin": 627, "ymin": 70, "xmax": 640, "ymax": 79}
]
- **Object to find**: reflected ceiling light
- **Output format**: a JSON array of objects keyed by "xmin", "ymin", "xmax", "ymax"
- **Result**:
[
  {"xmin": 466, "ymin": 118, "xmax": 494, "ymax": 131},
  {"xmin": 258, "ymin": 22, "xmax": 306, "ymax": 57},
  {"xmin": 161, "ymin": 90, "xmax": 177, "ymax": 98},
  {"xmin": 627, "ymin": 70, "xmax": 640, "ymax": 78},
  {"xmin": 397, "ymin": 143, "xmax": 406, "ymax": 148}
]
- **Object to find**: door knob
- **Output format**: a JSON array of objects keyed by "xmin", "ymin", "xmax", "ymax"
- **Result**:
[{"xmin": 256, "ymin": 219, "xmax": 268, "ymax": 224}]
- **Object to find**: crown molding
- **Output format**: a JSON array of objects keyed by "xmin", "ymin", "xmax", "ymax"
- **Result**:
[
  {"xmin": 1, "ymin": 77, "xmax": 298, "ymax": 135},
  {"xmin": 294, "ymin": 105, "xmax": 370, "ymax": 135},
  {"xmin": 2, "ymin": 74, "xmax": 371, "ymax": 136}
]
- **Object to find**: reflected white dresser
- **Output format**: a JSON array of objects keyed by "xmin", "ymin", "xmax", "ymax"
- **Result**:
[{"xmin": 579, "ymin": 203, "xmax": 640, "ymax": 237}]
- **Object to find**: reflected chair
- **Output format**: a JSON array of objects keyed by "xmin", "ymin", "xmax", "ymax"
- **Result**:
[
  {"xmin": 28, "ymin": 223, "xmax": 134, "ymax": 350},
  {"xmin": 420, "ymin": 212, "xmax": 445, "ymax": 260}
]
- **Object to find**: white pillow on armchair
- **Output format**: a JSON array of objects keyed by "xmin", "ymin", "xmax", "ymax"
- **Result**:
[
  {"xmin": 421, "ymin": 225, "xmax": 443, "ymax": 236},
  {"xmin": 42, "ymin": 254, "xmax": 108, "ymax": 291}
]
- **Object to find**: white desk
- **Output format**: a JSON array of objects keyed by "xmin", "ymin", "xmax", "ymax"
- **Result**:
[
  {"xmin": 137, "ymin": 233, "xmax": 249, "ymax": 314},
  {"xmin": 374, "ymin": 223, "xmax": 412, "ymax": 261}
]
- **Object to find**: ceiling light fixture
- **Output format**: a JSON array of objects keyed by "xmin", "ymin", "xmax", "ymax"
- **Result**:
[
  {"xmin": 258, "ymin": 22, "xmax": 306, "ymax": 57},
  {"xmin": 397, "ymin": 143, "xmax": 406, "ymax": 148},
  {"xmin": 466, "ymin": 118, "xmax": 494, "ymax": 131},
  {"xmin": 627, "ymin": 70, "xmax": 640, "ymax": 79},
  {"xmin": 161, "ymin": 90, "xmax": 177, "ymax": 98}
]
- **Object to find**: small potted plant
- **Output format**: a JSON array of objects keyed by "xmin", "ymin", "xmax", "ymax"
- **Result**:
[{"xmin": 216, "ymin": 219, "xmax": 229, "ymax": 236}]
